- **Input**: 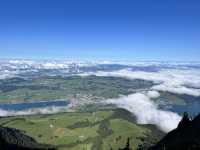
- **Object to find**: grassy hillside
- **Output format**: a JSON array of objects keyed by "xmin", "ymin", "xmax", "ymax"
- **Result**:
[{"xmin": 0, "ymin": 109, "xmax": 163, "ymax": 150}]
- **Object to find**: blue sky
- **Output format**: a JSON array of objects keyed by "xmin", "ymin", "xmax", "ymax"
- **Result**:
[{"xmin": 0, "ymin": 0, "xmax": 200, "ymax": 61}]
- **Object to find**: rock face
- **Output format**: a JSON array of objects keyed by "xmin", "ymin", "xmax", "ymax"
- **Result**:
[
  {"xmin": 0, "ymin": 126, "xmax": 56, "ymax": 150},
  {"xmin": 149, "ymin": 112, "xmax": 200, "ymax": 150}
]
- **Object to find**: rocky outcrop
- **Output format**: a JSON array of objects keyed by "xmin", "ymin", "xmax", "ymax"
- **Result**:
[{"xmin": 149, "ymin": 112, "xmax": 200, "ymax": 150}]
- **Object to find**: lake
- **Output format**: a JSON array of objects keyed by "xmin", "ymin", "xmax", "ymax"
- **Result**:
[
  {"xmin": 160, "ymin": 100, "xmax": 200, "ymax": 116},
  {"xmin": 0, "ymin": 100, "xmax": 69, "ymax": 111}
]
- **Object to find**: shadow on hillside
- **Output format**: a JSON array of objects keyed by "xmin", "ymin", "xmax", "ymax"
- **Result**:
[{"xmin": 2, "ymin": 112, "xmax": 200, "ymax": 150}]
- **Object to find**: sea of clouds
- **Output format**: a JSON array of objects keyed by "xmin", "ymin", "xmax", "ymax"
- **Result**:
[
  {"xmin": 0, "ymin": 60, "xmax": 200, "ymax": 132},
  {"xmin": 80, "ymin": 68, "xmax": 200, "ymax": 96},
  {"xmin": 79, "ymin": 66, "xmax": 200, "ymax": 132}
]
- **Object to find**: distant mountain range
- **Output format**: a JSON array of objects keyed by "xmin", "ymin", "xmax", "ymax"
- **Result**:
[{"xmin": 1, "ymin": 59, "xmax": 200, "ymax": 80}]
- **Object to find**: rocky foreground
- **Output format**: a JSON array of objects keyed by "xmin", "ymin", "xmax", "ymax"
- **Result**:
[{"xmin": 148, "ymin": 112, "xmax": 200, "ymax": 150}]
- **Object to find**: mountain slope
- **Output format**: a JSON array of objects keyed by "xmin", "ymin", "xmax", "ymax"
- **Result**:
[
  {"xmin": 0, "ymin": 126, "xmax": 56, "ymax": 150},
  {"xmin": 149, "ymin": 113, "xmax": 200, "ymax": 150}
]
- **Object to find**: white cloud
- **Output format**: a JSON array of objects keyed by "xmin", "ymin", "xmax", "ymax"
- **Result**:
[
  {"xmin": 0, "ymin": 70, "xmax": 19, "ymax": 79},
  {"xmin": 152, "ymin": 84, "xmax": 200, "ymax": 97},
  {"xmin": 146, "ymin": 91, "xmax": 160, "ymax": 98},
  {"xmin": 106, "ymin": 93, "xmax": 181, "ymax": 132},
  {"xmin": 0, "ymin": 106, "xmax": 69, "ymax": 117},
  {"xmin": 80, "ymin": 68, "xmax": 200, "ymax": 96}
]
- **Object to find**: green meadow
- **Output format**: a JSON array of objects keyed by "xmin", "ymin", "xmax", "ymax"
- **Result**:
[
  {"xmin": 0, "ymin": 109, "xmax": 163, "ymax": 150},
  {"xmin": 0, "ymin": 76, "xmax": 153, "ymax": 103}
]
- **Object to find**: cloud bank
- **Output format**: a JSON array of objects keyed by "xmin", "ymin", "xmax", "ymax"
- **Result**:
[
  {"xmin": 106, "ymin": 92, "xmax": 181, "ymax": 132},
  {"xmin": 81, "ymin": 68, "xmax": 200, "ymax": 96},
  {"xmin": 1, "ymin": 59, "xmax": 200, "ymax": 97},
  {"xmin": 0, "ymin": 106, "xmax": 69, "ymax": 117}
]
